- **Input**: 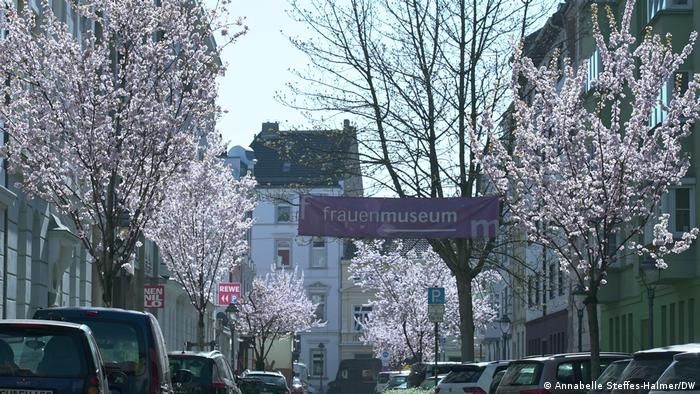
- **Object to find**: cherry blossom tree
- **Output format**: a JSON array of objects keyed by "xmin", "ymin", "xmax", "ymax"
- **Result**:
[
  {"xmin": 236, "ymin": 266, "xmax": 322, "ymax": 371},
  {"xmin": 348, "ymin": 240, "xmax": 497, "ymax": 366},
  {"xmin": 0, "ymin": 0, "xmax": 246, "ymax": 306},
  {"xmin": 479, "ymin": 0, "xmax": 700, "ymax": 376},
  {"xmin": 144, "ymin": 138, "xmax": 256, "ymax": 350}
]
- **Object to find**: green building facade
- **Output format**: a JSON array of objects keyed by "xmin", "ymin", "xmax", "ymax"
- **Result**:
[{"xmin": 596, "ymin": 0, "xmax": 700, "ymax": 352}]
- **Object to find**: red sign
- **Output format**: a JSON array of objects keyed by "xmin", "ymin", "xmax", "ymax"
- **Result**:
[
  {"xmin": 218, "ymin": 283, "xmax": 241, "ymax": 306},
  {"xmin": 144, "ymin": 285, "xmax": 165, "ymax": 309}
]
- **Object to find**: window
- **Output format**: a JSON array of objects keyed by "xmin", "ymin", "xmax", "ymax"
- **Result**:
[
  {"xmin": 662, "ymin": 183, "xmax": 696, "ymax": 236},
  {"xmin": 535, "ymin": 276, "xmax": 540, "ymax": 306},
  {"xmin": 650, "ymin": 72, "xmax": 690, "ymax": 127},
  {"xmin": 527, "ymin": 277, "xmax": 533, "ymax": 307},
  {"xmin": 689, "ymin": 299, "xmax": 695, "ymax": 342},
  {"xmin": 275, "ymin": 240, "xmax": 291, "ymax": 268},
  {"xmin": 310, "ymin": 237, "xmax": 327, "ymax": 268},
  {"xmin": 276, "ymin": 205, "xmax": 292, "ymax": 222},
  {"xmin": 282, "ymin": 162, "xmax": 291, "ymax": 172},
  {"xmin": 679, "ymin": 300, "xmax": 685, "ymax": 343},
  {"xmin": 670, "ymin": 303, "xmax": 676, "ymax": 344},
  {"xmin": 549, "ymin": 264, "xmax": 555, "ymax": 300},
  {"xmin": 586, "ymin": 49, "xmax": 601, "ymax": 91},
  {"xmin": 647, "ymin": 0, "xmax": 692, "ymax": 23},
  {"xmin": 311, "ymin": 293, "xmax": 326, "ymax": 321},
  {"xmin": 661, "ymin": 305, "xmax": 667, "ymax": 345},
  {"xmin": 0, "ymin": 6, "xmax": 7, "ymax": 39},
  {"xmin": 353, "ymin": 305, "xmax": 372, "ymax": 331},
  {"xmin": 311, "ymin": 349, "xmax": 324, "ymax": 377},
  {"xmin": 558, "ymin": 266, "xmax": 564, "ymax": 296}
]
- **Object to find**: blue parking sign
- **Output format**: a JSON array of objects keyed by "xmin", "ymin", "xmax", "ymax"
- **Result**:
[{"xmin": 427, "ymin": 287, "xmax": 445, "ymax": 304}]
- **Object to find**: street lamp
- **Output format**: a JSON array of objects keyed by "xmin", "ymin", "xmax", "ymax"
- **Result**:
[
  {"xmin": 226, "ymin": 303, "xmax": 239, "ymax": 372},
  {"xmin": 496, "ymin": 315, "xmax": 511, "ymax": 360},
  {"xmin": 317, "ymin": 343, "xmax": 325, "ymax": 394},
  {"xmin": 572, "ymin": 285, "xmax": 586, "ymax": 352},
  {"xmin": 640, "ymin": 259, "xmax": 662, "ymax": 348}
]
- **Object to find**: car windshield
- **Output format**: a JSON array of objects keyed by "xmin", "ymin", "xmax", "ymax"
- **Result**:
[
  {"xmin": 388, "ymin": 375, "xmax": 408, "ymax": 386},
  {"xmin": 169, "ymin": 356, "xmax": 213, "ymax": 384},
  {"xmin": 501, "ymin": 362, "xmax": 542, "ymax": 386},
  {"xmin": 596, "ymin": 360, "xmax": 630, "ymax": 386},
  {"xmin": 76, "ymin": 320, "xmax": 146, "ymax": 376},
  {"xmin": 441, "ymin": 366, "xmax": 485, "ymax": 384},
  {"xmin": 619, "ymin": 356, "xmax": 676, "ymax": 384},
  {"xmin": 246, "ymin": 373, "xmax": 286, "ymax": 387},
  {"xmin": 0, "ymin": 325, "xmax": 88, "ymax": 378},
  {"xmin": 378, "ymin": 373, "xmax": 392, "ymax": 383},
  {"xmin": 656, "ymin": 358, "xmax": 700, "ymax": 388}
]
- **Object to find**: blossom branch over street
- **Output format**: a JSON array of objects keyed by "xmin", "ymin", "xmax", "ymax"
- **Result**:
[{"xmin": 478, "ymin": 0, "xmax": 700, "ymax": 376}]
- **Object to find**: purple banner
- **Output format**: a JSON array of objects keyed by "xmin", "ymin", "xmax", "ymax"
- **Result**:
[{"xmin": 298, "ymin": 196, "xmax": 499, "ymax": 239}]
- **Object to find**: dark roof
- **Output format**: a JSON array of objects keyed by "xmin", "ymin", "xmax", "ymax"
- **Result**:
[
  {"xmin": 250, "ymin": 123, "xmax": 357, "ymax": 188},
  {"xmin": 522, "ymin": 1, "xmax": 569, "ymax": 66}
]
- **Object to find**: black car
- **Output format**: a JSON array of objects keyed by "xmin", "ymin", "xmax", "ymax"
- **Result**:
[
  {"xmin": 326, "ymin": 358, "xmax": 382, "ymax": 394},
  {"xmin": 34, "ymin": 307, "xmax": 173, "ymax": 394},
  {"xmin": 169, "ymin": 350, "xmax": 241, "ymax": 394},
  {"xmin": 238, "ymin": 370, "xmax": 290, "ymax": 394}
]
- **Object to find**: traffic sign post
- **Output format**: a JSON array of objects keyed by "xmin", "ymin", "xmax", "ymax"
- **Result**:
[
  {"xmin": 427, "ymin": 287, "xmax": 445, "ymax": 388},
  {"xmin": 427, "ymin": 304, "xmax": 445, "ymax": 322}
]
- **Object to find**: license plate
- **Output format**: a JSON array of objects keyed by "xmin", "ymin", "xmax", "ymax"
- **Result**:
[{"xmin": 0, "ymin": 390, "xmax": 53, "ymax": 394}]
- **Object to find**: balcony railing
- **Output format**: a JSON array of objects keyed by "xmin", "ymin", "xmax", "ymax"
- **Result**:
[{"xmin": 341, "ymin": 332, "xmax": 364, "ymax": 344}]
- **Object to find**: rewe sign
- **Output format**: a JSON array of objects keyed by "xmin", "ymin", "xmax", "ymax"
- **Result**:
[
  {"xmin": 217, "ymin": 283, "xmax": 241, "ymax": 306},
  {"xmin": 144, "ymin": 285, "xmax": 165, "ymax": 309},
  {"xmin": 298, "ymin": 195, "xmax": 499, "ymax": 239}
]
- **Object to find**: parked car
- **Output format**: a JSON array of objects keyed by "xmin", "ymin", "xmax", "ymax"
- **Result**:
[
  {"xmin": 496, "ymin": 352, "xmax": 630, "ymax": 394},
  {"xmin": 610, "ymin": 344, "xmax": 700, "ymax": 394},
  {"xmin": 407, "ymin": 361, "xmax": 464, "ymax": 388},
  {"xmin": 34, "ymin": 306, "xmax": 173, "ymax": 394},
  {"xmin": 489, "ymin": 370, "xmax": 507, "ymax": 394},
  {"xmin": 418, "ymin": 374, "xmax": 449, "ymax": 391},
  {"xmin": 237, "ymin": 370, "xmax": 290, "ymax": 394},
  {"xmin": 649, "ymin": 351, "xmax": 700, "ymax": 394},
  {"xmin": 588, "ymin": 358, "xmax": 631, "ymax": 394},
  {"xmin": 169, "ymin": 350, "xmax": 241, "ymax": 394},
  {"xmin": 435, "ymin": 360, "xmax": 511, "ymax": 394},
  {"xmin": 376, "ymin": 371, "xmax": 409, "ymax": 393},
  {"xmin": 326, "ymin": 358, "xmax": 383, "ymax": 394},
  {"xmin": 293, "ymin": 362, "xmax": 316, "ymax": 394},
  {"xmin": 384, "ymin": 372, "xmax": 410, "ymax": 391},
  {"xmin": 0, "ymin": 319, "xmax": 110, "ymax": 393}
]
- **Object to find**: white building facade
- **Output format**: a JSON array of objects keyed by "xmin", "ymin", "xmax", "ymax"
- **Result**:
[{"xmin": 247, "ymin": 120, "xmax": 362, "ymax": 390}]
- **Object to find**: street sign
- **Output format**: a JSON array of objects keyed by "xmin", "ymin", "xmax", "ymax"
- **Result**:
[
  {"xmin": 428, "ymin": 287, "xmax": 445, "ymax": 305},
  {"xmin": 298, "ymin": 195, "xmax": 500, "ymax": 239},
  {"xmin": 428, "ymin": 304, "xmax": 445, "ymax": 322},
  {"xmin": 217, "ymin": 283, "xmax": 241, "ymax": 306},
  {"xmin": 144, "ymin": 285, "xmax": 165, "ymax": 309},
  {"xmin": 381, "ymin": 351, "xmax": 390, "ymax": 359}
]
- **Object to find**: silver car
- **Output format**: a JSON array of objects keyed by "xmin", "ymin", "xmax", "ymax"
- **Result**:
[{"xmin": 648, "ymin": 351, "xmax": 700, "ymax": 394}]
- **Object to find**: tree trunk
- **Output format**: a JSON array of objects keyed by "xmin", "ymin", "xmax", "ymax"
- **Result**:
[
  {"xmin": 456, "ymin": 272, "xmax": 475, "ymax": 362},
  {"xmin": 197, "ymin": 310, "xmax": 206, "ymax": 351},
  {"xmin": 101, "ymin": 263, "xmax": 113, "ymax": 307},
  {"xmin": 586, "ymin": 299, "xmax": 601, "ymax": 379}
]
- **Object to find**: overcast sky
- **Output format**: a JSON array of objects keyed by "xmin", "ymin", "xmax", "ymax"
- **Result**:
[{"xmin": 214, "ymin": 0, "xmax": 309, "ymax": 149}]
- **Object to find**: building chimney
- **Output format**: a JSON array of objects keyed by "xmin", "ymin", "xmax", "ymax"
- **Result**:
[
  {"xmin": 343, "ymin": 119, "xmax": 350, "ymax": 130},
  {"xmin": 261, "ymin": 122, "xmax": 279, "ymax": 133}
]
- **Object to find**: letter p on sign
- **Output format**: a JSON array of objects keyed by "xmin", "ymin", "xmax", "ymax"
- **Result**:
[{"xmin": 428, "ymin": 287, "xmax": 445, "ymax": 305}]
